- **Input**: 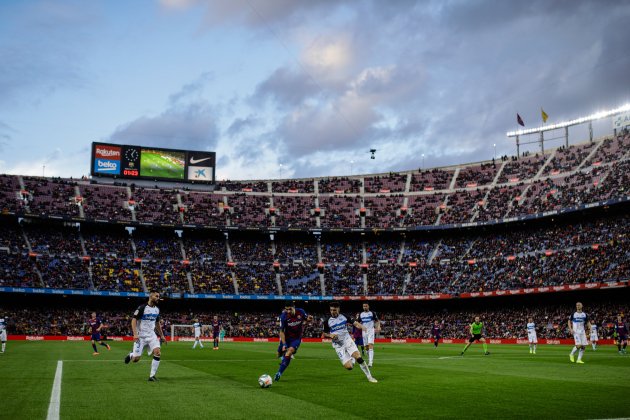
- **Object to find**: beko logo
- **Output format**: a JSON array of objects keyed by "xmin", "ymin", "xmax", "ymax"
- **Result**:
[
  {"xmin": 97, "ymin": 161, "xmax": 118, "ymax": 170},
  {"xmin": 189, "ymin": 156, "xmax": 212, "ymax": 164}
]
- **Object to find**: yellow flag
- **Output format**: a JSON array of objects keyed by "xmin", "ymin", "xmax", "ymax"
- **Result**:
[{"xmin": 541, "ymin": 108, "xmax": 549, "ymax": 123}]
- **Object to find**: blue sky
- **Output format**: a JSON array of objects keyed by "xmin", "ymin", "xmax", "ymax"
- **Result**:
[{"xmin": 0, "ymin": 0, "xmax": 629, "ymax": 180}]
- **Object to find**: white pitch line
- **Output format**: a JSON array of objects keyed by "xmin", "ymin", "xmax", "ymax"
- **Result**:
[{"xmin": 46, "ymin": 361, "xmax": 63, "ymax": 420}]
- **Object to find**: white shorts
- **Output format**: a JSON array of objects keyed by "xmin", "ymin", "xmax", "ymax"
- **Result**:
[
  {"xmin": 573, "ymin": 331, "xmax": 588, "ymax": 346},
  {"xmin": 527, "ymin": 333, "xmax": 537, "ymax": 344},
  {"xmin": 132, "ymin": 334, "xmax": 161, "ymax": 357},
  {"xmin": 590, "ymin": 333, "xmax": 598, "ymax": 342},
  {"xmin": 332, "ymin": 336, "xmax": 359, "ymax": 365},
  {"xmin": 195, "ymin": 334, "xmax": 201, "ymax": 339},
  {"xmin": 0, "ymin": 330, "xmax": 6, "ymax": 341},
  {"xmin": 362, "ymin": 329, "xmax": 375, "ymax": 345}
]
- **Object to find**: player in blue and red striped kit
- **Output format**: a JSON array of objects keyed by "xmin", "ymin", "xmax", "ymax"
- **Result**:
[
  {"xmin": 431, "ymin": 321, "xmax": 442, "ymax": 348},
  {"xmin": 88, "ymin": 312, "xmax": 110, "ymax": 355},
  {"xmin": 274, "ymin": 301, "xmax": 312, "ymax": 382},
  {"xmin": 211, "ymin": 315, "xmax": 222, "ymax": 350},
  {"xmin": 614, "ymin": 315, "xmax": 628, "ymax": 355}
]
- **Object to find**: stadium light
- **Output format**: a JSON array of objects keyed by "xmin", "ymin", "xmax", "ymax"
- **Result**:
[{"xmin": 506, "ymin": 103, "xmax": 630, "ymax": 137}]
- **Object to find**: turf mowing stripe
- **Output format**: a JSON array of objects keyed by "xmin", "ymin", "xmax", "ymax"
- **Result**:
[{"xmin": 46, "ymin": 361, "xmax": 63, "ymax": 420}]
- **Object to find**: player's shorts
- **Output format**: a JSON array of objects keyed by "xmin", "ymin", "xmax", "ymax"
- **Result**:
[
  {"xmin": 285, "ymin": 338, "xmax": 302, "ymax": 353},
  {"xmin": 573, "ymin": 331, "xmax": 588, "ymax": 346},
  {"xmin": 469, "ymin": 334, "xmax": 483, "ymax": 343},
  {"xmin": 590, "ymin": 333, "xmax": 598, "ymax": 342},
  {"xmin": 0, "ymin": 330, "xmax": 6, "ymax": 341},
  {"xmin": 194, "ymin": 333, "xmax": 201, "ymax": 339},
  {"xmin": 213, "ymin": 332, "xmax": 220, "ymax": 339},
  {"xmin": 433, "ymin": 335, "xmax": 441, "ymax": 340},
  {"xmin": 618, "ymin": 335, "xmax": 628, "ymax": 342},
  {"xmin": 132, "ymin": 334, "xmax": 161, "ymax": 357},
  {"xmin": 91, "ymin": 333, "xmax": 101, "ymax": 341},
  {"xmin": 332, "ymin": 336, "xmax": 359, "ymax": 366},
  {"xmin": 527, "ymin": 333, "xmax": 537, "ymax": 344},
  {"xmin": 354, "ymin": 336, "xmax": 364, "ymax": 346},
  {"xmin": 362, "ymin": 329, "xmax": 375, "ymax": 345}
]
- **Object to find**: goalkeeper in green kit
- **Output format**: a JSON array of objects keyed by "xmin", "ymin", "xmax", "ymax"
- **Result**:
[{"xmin": 461, "ymin": 316, "xmax": 490, "ymax": 356}]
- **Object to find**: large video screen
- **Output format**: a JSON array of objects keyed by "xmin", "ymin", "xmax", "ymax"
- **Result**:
[{"xmin": 91, "ymin": 142, "xmax": 215, "ymax": 184}]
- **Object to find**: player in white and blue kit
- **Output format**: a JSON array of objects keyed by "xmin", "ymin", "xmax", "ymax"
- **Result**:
[
  {"xmin": 568, "ymin": 302, "xmax": 591, "ymax": 364},
  {"xmin": 526, "ymin": 317, "xmax": 537, "ymax": 354},
  {"xmin": 589, "ymin": 322, "xmax": 598, "ymax": 351},
  {"xmin": 360, "ymin": 303, "xmax": 380, "ymax": 367},
  {"xmin": 192, "ymin": 319, "xmax": 204, "ymax": 349},
  {"xmin": 0, "ymin": 316, "xmax": 7, "ymax": 353},
  {"xmin": 323, "ymin": 302, "xmax": 377, "ymax": 383}
]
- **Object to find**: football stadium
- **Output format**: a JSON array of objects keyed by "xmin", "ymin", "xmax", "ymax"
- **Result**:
[{"xmin": 1, "ymin": 2, "xmax": 629, "ymax": 419}]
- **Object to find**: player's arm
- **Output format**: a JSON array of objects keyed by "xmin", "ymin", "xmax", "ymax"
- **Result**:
[
  {"xmin": 469, "ymin": 324, "xmax": 474, "ymax": 335},
  {"xmin": 567, "ymin": 318, "xmax": 573, "ymax": 335},
  {"xmin": 279, "ymin": 316, "xmax": 287, "ymax": 348},
  {"xmin": 156, "ymin": 317, "xmax": 166, "ymax": 343},
  {"xmin": 131, "ymin": 318, "xmax": 139, "ymax": 341},
  {"xmin": 322, "ymin": 319, "xmax": 336, "ymax": 339},
  {"xmin": 374, "ymin": 312, "xmax": 381, "ymax": 332}
]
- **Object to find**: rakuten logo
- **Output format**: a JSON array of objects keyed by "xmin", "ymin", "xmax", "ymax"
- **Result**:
[{"xmin": 95, "ymin": 145, "xmax": 121, "ymax": 159}]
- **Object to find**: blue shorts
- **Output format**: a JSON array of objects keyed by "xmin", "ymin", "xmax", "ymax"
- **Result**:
[
  {"xmin": 213, "ymin": 332, "xmax": 220, "ymax": 339},
  {"xmin": 285, "ymin": 338, "xmax": 302, "ymax": 353},
  {"xmin": 91, "ymin": 333, "xmax": 101, "ymax": 341},
  {"xmin": 354, "ymin": 336, "xmax": 364, "ymax": 346}
]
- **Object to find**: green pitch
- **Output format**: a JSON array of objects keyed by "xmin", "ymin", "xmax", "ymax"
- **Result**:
[
  {"xmin": 2, "ymin": 342, "xmax": 629, "ymax": 419},
  {"xmin": 140, "ymin": 151, "xmax": 184, "ymax": 179}
]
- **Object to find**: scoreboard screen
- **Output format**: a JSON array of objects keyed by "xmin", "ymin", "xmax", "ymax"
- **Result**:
[{"xmin": 91, "ymin": 142, "xmax": 215, "ymax": 184}]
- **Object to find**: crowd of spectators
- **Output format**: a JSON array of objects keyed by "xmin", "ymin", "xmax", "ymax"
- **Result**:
[{"xmin": 2, "ymin": 301, "xmax": 626, "ymax": 340}]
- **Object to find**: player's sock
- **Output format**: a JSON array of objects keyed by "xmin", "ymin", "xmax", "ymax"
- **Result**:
[
  {"xmin": 577, "ymin": 348, "xmax": 584, "ymax": 362},
  {"xmin": 1, "ymin": 342, "xmax": 5, "ymax": 352},
  {"xmin": 193, "ymin": 340, "xmax": 197, "ymax": 349},
  {"xmin": 368, "ymin": 349, "xmax": 374, "ymax": 365},
  {"xmin": 618, "ymin": 343, "xmax": 622, "ymax": 351},
  {"xmin": 278, "ymin": 355, "xmax": 291, "ymax": 374},
  {"xmin": 199, "ymin": 341, "xmax": 204, "ymax": 348},
  {"xmin": 150, "ymin": 356, "xmax": 160, "ymax": 377},
  {"xmin": 92, "ymin": 343, "xmax": 98, "ymax": 353},
  {"xmin": 533, "ymin": 344, "xmax": 537, "ymax": 352},
  {"xmin": 592, "ymin": 342, "xmax": 596, "ymax": 350},
  {"xmin": 99, "ymin": 342, "xmax": 108, "ymax": 347},
  {"xmin": 482, "ymin": 343, "xmax": 488, "ymax": 353},
  {"xmin": 570, "ymin": 346, "xmax": 578, "ymax": 356},
  {"xmin": 434, "ymin": 340, "xmax": 438, "ymax": 348},
  {"xmin": 623, "ymin": 343, "xmax": 627, "ymax": 351},
  {"xmin": 356, "ymin": 357, "xmax": 373, "ymax": 379}
]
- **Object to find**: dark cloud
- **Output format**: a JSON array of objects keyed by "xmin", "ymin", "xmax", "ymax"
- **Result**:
[
  {"xmin": 168, "ymin": 72, "xmax": 214, "ymax": 105},
  {"xmin": 108, "ymin": 101, "xmax": 219, "ymax": 151},
  {"xmin": 226, "ymin": 115, "xmax": 263, "ymax": 138},
  {"xmin": 251, "ymin": 67, "xmax": 319, "ymax": 108}
]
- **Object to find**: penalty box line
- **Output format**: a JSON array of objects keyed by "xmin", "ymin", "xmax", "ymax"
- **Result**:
[{"xmin": 46, "ymin": 360, "xmax": 63, "ymax": 420}]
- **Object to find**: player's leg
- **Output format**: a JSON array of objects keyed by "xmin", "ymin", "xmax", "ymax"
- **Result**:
[
  {"xmin": 99, "ymin": 339, "xmax": 111, "ymax": 350},
  {"xmin": 275, "ymin": 341, "xmax": 299, "ymax": 381},
  {"xmin": 623, "ymin": 338, "xmax": 628, "ymax": 354},
  {"xmin": 532, "ymin": 338, "xmax": 537, "ymax": 354},
  {"xmin": 576, "ymin": 333, "xmax": 587, "ymax": 363},
  {"xmin": 367, "ymin": 330, "xmax": 375, "ymax": 366},
  {"xmin": 91, "ymin": 339, "xmax": 99, "ymax": 355},
  {"xmin": 125, "ymin": 339, "xmax": 143, "ymax": 364},
  {"xmin": 591, "ymin": 338, "xmax": 596, "ymax": 351},
  {"xmin": 434, "ymin": 336, "xmax": 439, "ymax": 348},
  {"xmin": 461, "ymin": 338, "xmax": 473, "ymax": 355},
  {"xmin": 1, "ymin": 331, "xmax": 6, "ymax": 353},
  {"xmin": 480, "ymin": 337, "xmax": 489, "ymax": 355},
  {"xmin": 198, "ymin": 336, "xmax": 204, "ymax": 348},
  {"xmin": 148, "ymin": 338, "xmax": 162, "ymax": 381},
  {"xmin": 350, "ymin": 346, "xmax": 376, "ymax": 383}
]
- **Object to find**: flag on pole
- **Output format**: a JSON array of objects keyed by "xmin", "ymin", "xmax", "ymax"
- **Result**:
[
  {"xmin": 517, "ymin": 113, "xmax": 525, "ymax": 127},
  {"xmin": 541, "ymin": 108, "xmax": 548, "ymax": 123}
]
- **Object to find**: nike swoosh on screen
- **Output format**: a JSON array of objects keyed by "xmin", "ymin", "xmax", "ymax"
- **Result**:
[{"xmin": 189, "ymin": 157, "xmax": 211, "ymax": 164}]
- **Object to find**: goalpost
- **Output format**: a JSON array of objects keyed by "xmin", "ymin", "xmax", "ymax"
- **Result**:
[{"xmin": 171, "ymin": 324, "xmax": 201, "ymax": 342}]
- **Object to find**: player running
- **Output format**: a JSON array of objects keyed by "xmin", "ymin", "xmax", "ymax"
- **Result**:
[
  {"xmin": 461, "ymin": 316, "xmax": 490, "ymax": 356},
  {"xmin": 88, "ymin": 312, "xmax": 111, "ymax": 355},
  {"xmin": 0, "ymin": 316, "xmax": 7, "ymax": 354},
  {"xmin": 568, "ymin": 302, "xmax": 591, "ymax": 364},
  {"xmin": 124, "ymin": 291, "xmax": 167, "ymax": 381},
  {"xmin": 192, "ymin": 318, "xmax": 204, "ymax": 349},
  {"xmin": 211, "ymin": 315, "xmax": 222, "ymax": 350},
  {"xmin": 614, "ymin": 315, "xmax": 628, "ymax": 355},
  {"xmin": 526, "ymin": 317, "xmax": 537, "ymax": 354},
  {"xmin": 589, "ymin": 321, "xmax": 598, "ymax": 351},
  {"xmin": 323, "ymin": 302, "xmax": 377, "ymax": 383},
  {"xmin": 431, "ymin": 321, "xmax": 441, "ymax": 349},
  {"xmin": 274, "ymin": 301, "xmax": 311, "ymax": 382},
  {"xmin": 360, "ymin": 303, "xmax": 380, "ymax": 367}
]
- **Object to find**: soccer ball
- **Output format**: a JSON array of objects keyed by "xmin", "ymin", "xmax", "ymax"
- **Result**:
[{"xmin": 258, "ymin": 374, "xmax": 272, "ymax": 388}]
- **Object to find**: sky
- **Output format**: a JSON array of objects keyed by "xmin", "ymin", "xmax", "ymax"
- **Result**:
[{"xmin": 0, "ymin": 0, "xmax": 629, "ymax": 181}]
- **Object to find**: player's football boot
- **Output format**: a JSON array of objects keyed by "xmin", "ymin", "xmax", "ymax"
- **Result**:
[
  {"xmin": 576, "ymin": 360, "xmax": 584, "ymax": 364},
  {"xmin": 529, "ymin": 349, "xmax": 532, "ymax": 354},
  {"xmin": 106, "ymin": 344, "xmax": 111, "ymax": 351},
  {"xmin": 274, "ymin": 372, "xmax": 281, "ymax": 382},
  {"xmin": 484, "ymin": 352, "xmax": 490, "ymax": 356},
  {"xmin": 148, "ymin": 376, "xmax": 159, "ymax": 382},
  {"xmin": 93, "ymin": 352, "xmax": 99, "ymax": 356},
  {"xmin": 124, "ymin": 354, "xmax": 131, "ymax": 364},
  {"xmin": 368, "ymin": 377, "xmax": 378, "ymax": 383},
  {"xmin": 569, "ymin": 354, "xmax": 575, "ymax": 362}
]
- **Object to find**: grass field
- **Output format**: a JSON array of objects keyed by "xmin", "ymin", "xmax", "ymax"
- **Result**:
[
  {"xmin": 140, "ymin": 151, "xmax": 184, "ymax": 179},
  {"xmin": 2, "ymin": 341, "xmax": 630, "ymax": 419}
]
